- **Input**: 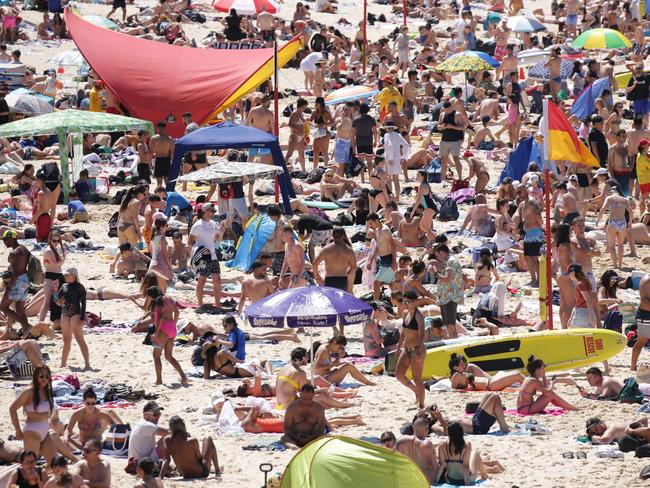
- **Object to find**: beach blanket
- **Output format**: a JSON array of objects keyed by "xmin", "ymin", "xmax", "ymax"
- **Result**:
[{"xmin": 505, "ymin": 407, "xmax": 567, "ymax": 416}]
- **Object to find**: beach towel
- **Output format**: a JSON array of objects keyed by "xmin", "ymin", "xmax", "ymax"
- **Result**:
[
  {"xmin": 505, "ymin": 407, "xmax": 567, "ymax": 416},
  {"xmin": 438, "ymin": 481, "xmax": 487, "ymax": 488}
]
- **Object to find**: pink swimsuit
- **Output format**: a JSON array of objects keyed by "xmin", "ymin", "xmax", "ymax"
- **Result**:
[{"xmin": 154, "ymin": 297, "xmax": 177, "ymax": 339}]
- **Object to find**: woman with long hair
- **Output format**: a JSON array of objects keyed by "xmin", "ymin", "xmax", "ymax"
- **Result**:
[
  {"xmin": 117, "ymin": 185, "xmax": 146, "ymax": 246},
  {"xmin": 555, "ymin": 223, "xmax": 575, "ymax": 329},
  {"xmin": 449, "ymin": 353, "xmax": 524, "ymax": 391},
  {"xmin": 37, "ymin": 230, "xmax": 66, "ymax": 323},
  {"xmin": 65, "ymin": 388, "xmax": 122, "ymax": 450},
  {"xmin": 310, "ymin": 97, "xmax": 333, "ymax": 168},
  {"xmin": 597, "ymin": 270, "xmax": 623, "ymax": 319},
  {"xmin": 148, "ymin": 218, "xmax": 173, "ymax": 292},
  {"xmin": 58, "ymin": 268, "xmax": 90, "ymax": 370},
  {"xmin": 147, "ymin": 286, "xmax": 187, "ymax": 385},
  {"xmin": 595, "ymin": 184, "xmax": 632, "ymax": 268},
  {"xmin": 16, "ymin": 164, "xmax": 35, "ymax": 194},
  {"xmin": 517, "ymin": 355, "xmax": 579, "ymax": 414},
  {"xmin": 9, "ymin": 366, "xmax": 55, "ymax": 462},
  {"xmin": 5, "ymin": 449, "xmax": 49, "ymax": 487},
  {"xmin": 394, "ymin": 290, "xmax": 426, "ymax": 409},
  {"xmin": 473, "ymin": 248, "xmax": 499, "ymax": 294},
  {"xmin": 368, "ymin": 157, "xmax": 391, "ymax": 213},
  {"xmin": 314, "ymin": 335, "xmax": 376, "ymax": 386},
  {"xmin": 571, "ymin": 61, "xmax": 584, "ymax": 97},
  {"xmin": 604, "ymin": 102, "xmax": 624, "ymax": 144},
  {"xmin": 410, "ymin": 169, "xmax": 437, "ymax": 243},
  {"xmin": 568, "ymin": 263, "xmax": 599, "ymax": 328}
]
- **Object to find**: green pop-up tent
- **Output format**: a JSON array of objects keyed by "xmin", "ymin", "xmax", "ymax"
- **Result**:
[
  {"xmin": 0, "ymin": 110, "xmax": 153, "ymax": 201},
  {"xmin": 280, "ymin": 436, "xmax": 430, "ymax": 488}
]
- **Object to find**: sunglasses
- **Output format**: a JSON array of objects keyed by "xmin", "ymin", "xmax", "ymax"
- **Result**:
[
  {"xmin": 82, "ymin": 448, "xmax": 98, "ymax": 454},
  {"xmin": 85, "ymin": 401, "xmax": 96, "ymax": 406}
]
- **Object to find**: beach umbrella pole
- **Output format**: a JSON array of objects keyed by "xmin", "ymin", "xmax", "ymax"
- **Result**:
[
  {"xmin": 310, "ymin": 325, "xmax": 314, "ymax": 385},
  {"xmin": 362, "ymin": 0, "xmax": 367, "ymax": 73},
  {"xmin": 273, "ymin": 38, "xmax": 280, "ymax": 204},
  {"xmin": 56, "ymin": 127, "xmax": 70, "ymax": 203}
]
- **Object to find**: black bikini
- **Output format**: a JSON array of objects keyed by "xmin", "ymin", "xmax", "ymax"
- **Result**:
[{"xmin": 403, "ymin": 312, "xmax": 419, "ymax": 331}]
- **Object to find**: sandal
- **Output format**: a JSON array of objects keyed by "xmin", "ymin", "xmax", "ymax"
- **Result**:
[
  {"xmin": 562, "ymin": 452, "xmax": 574, "ymax": 459},
  {"xmin": 576, "ymin": 451, "xmax": 587, "ymax": 459}
]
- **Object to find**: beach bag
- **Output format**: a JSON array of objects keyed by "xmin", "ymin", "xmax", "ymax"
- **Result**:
[
  {"xmin": 603, "ymin": 309, "xmax": 623, "ymax": 333},
  {"xmin": 103, "ymin": 423, "xmax": 131, "ymax": 454},
  {"xmin": 618, "ymin": 377, "xmax": 644, "ymax": 404},
  {"xmin": 636, "ymin": 445, "xmax": 650, "ymax": 458},
  {"xmin": 619, "ymin": 435, "xmax": 647, "ymax": 452},
  {"xmin": 37, "ymin": 162, "xmax": 60, "ymax": 187},
  {"xmin": 26, "ymin": 253, "xmax": 44, "ymax": 286},
  {"xmin": 450, "ymin": 179, "xmax": 469, "ymax": 193},
  {"xmin": 438, "ymin": 197, "xmax": 459, "ymax": 222},
  {"xmin": 345, "ymin": 154, "xmax": 365, "ymax": 178},
  {"xmin": 450, "ymin": 187, "xmax": 476, "ymax": 204},
  {"xmin": 382, "ymin": 326, "xmax": 400, "ymax": 348},
  {"xmin": 426, "ymin": 158, "xmax": 442, "ymax": 183},
  {"xmin": 306, "ymin": 166, "xmax": 326, "ymax": 184},
  {"xmin": 107, "ymin": 211, "xmax": 119, "ymax": 238},
  {"xmin": 5, "ymin": 348, "xmax": 34, "ymax": 378},
  {"xmin": 619, "ymin": 302, "xmax": 638, "ymax": 325}
]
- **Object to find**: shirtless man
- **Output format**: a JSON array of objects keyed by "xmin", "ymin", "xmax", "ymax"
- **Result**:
[
  {"xmin": 497, "ymin": 44, "xmax": 518, "ymax": 85},
  {"xmin": 312, "ymin": 226, "xmax": 356, "ymax": 293},
  {"xmin": 367, "ymin": 213, "xmax": 396, "ymax": 300},
  {"xmin": 572, "ymin": 366, "xmax": 626, "ymax": 399},
  {"xmin": 474, "ymin": 92, "xmax": 500, "ymax": 122},
  {"xmin": 134, "ymin": 458, "xmax": 163, "ymax": 488},
  {"xmin": 285, "ymin": 98, "xmax": 308, "ymax": 171},
  {"xmin": 256, "ymin": 6, "xmax": 276, "ymax": 46},
  {"xmin": 280, "ymin": 225, "xmax": 307, "ymax": 288},
  {"xmin": 402, "ymin": 70, "xmax": 419, "ymax": 124},
  {"xmin": 237, "ymin": 260, "xmax": 275, "ymax": 314},
  {"xmin": 545, "ymin": 47, "xmax": 563, "ymax": 100},
  {"xmin": 384, "ymin": 101, "xmax": 411, "ymax": 142},
  {"xmin": 607, "ymin": 130, "xmax": 632, "ymax": 196},
  {"xmin": 1, "ymin": 230, "xmax": 31, "ymax": 336},
  {"xmin": 627, "ymin": 117, "xmax": 650, "ymax": 198},
  {"xmin": 522, "ymin": 197, "xmax": 545, "ymax": 288},
  {"xmin": 149, "ymin": 122, "xmax": 174, "ymax": 187},
  {"xmin": 570, "ymin": 218, "xmax": 600, "ymax": 299},
  {"xmin": 30, "ymin": 173, "xmax": 55, "ymax": 242},
  {"xmin": 398, "ymin": 210, "xmax": 425, "ymax": 247},
  {"xmin": 586, "ymin": 417, "xmax": 649, "ymax": 444},
  {"xmin": 631, "ymin": 273, "xmax": 650, "ymax": 371},
  {"xmin": 281, "ymin": 384, "xmax": 329, "ymax": 449},
  {"xmin": 395, "ymin": 417, "xmax": 438, "ymax": 484},
  {"xmin": 246, "ymin": 95, "xmax": 275, "ymax": 164},
  {"xmin": 136, "ymin": 130, "xmax": 153, "ymax": 183},
  {"xmin": 565, "ymin": 0, "xmax": 579, "ymax": 36},
  {"xmin": 71, "ymin": 440, "xmax": 111, "ymax": 488},
  {"xmin": 261, "ymin": 204, "xmax": 290, "ymax": 276},
  {"xmin": 334, "ymin": 103, "xmax": 353, "ymax": 176},
  {"xmin": 556, "ymin": 183, "xmax": 580, "ymax": 224},
  {"xmin": 459, "ymin": 194, "xmax": 495, "ymax": 237},
  {"xmin": 160, "ymin": 416, "xmax": 221, "ymax": 480}
]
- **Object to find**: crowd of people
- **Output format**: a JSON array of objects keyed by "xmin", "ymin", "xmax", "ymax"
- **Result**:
[{"xmin": 1, "ymin": 0, "xmax": 650, "ymax": 485}]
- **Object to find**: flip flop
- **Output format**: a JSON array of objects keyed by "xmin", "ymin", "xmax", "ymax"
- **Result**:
[
  {"xmin": 576, "ymin": 451, "xmax": 587, "ymax": 459},
  {"xmin": 562, "ymin": 452, "xmax": 574, "ymax": 459}
]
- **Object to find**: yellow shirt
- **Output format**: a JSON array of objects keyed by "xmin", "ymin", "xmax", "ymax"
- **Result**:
[
  {"xmin": 89, "ymin": 88, "xmax": 102, "ymax": 112},
  {"xmin": 637, "ymin": 152, "xmax": 650, "ymax": 186},
  {"xmin": 377, "ymin": 86, "xmax": 403, "ymax": 113}
]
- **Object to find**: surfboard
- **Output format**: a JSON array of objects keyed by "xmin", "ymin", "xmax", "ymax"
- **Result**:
[
  {"xmin": 406, "ymin": 329, "xmax": 627, "ymax": 379},
  {"xmin": 304, "ymin": 201, "xmax": 343, "ymax": 210}
]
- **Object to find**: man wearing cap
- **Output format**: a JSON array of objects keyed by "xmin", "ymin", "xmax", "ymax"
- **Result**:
[
  {"xmin": 149, "ymin": 122, "xmax": 175, "ymax": 187},
  {"xmin": 9, "ymin": 49, "xmax": 20, "ymax": 64},
  {"xmin": 128, "ymin": 401, "xmax": 169, "ymax": 463},
  {"xmin": 607, "ymin": 129, "xmax": 631, "ymax": 196},
  {"xmin": 1, "ymin": 229, "xmax": 31, "ymax": 336}
]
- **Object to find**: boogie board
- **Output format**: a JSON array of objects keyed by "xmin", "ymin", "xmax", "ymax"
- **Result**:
[
  {"xmin": 406, "ymin": 329, "xmax": 626, "ymax": 379},
  {"xmin": 304, "ymin": 201, "xmax": 341, "ymax": 210}
]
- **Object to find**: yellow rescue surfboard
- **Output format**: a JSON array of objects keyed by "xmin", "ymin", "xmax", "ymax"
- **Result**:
[{"xmin": 408, "ymin": 328, "xmax": 626, "ymax": 379}]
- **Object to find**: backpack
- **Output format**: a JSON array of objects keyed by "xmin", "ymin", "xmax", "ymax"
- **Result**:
[
  {"xmin": 618, "ymin": 377, "xmax": 644, "ymax": 404},
  {"xmin": 102, "ymin": 423, "xmax": 131, "ymax": 454},
  {"xmin": 111, "ymin": 189, "xmax": 128, "ymax": 205},
  {"xmin": 306, "ymin": 166, "xmax": 326, "ymax": 184},
  {"xmin": 426, "ymin": 158, "xmax": 442, "ymax": 183},
  {"xmin": 603, "ymin": 309, "xmax": 624, "ymax": 333},
  {"xmin": 438, "ymin": 197, "xmax": 459, "ymax": 221},
  {"xmin": 27, "ymin": 253, "xmax": 44, "ymax": 285},
  {"xmin": 108, "ymin": 211, "xmax": 119, "ymax": 238},
  {"xmin": 345, "ymin": 155, "xmax": 366, "ymax": 178}
]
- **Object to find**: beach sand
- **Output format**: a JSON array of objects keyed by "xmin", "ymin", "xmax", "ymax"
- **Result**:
[{"xmin": 1, "ymin": 0, "xmax": 649, "ymax": 487}]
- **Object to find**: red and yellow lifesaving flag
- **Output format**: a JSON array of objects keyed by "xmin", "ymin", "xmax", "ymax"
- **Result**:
[{"xmin": 547, "ymin": 101, "xmax": 600, "ymax": 168}]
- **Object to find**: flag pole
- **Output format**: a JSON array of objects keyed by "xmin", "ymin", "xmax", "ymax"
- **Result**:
[
  {"xmin": 273, "ymin": 37, "xmax": 280, "ymax": 204},
  {"xmin": 403, "ymin": 0, "xmax": 407, "ymax": 26},
  {"xmin": 542, "ymin": 97, "xmax": 554, "ymax": 330},
  {"xmin": 362, "ymin": 0, "xmax": 367, "ymax": 73}
]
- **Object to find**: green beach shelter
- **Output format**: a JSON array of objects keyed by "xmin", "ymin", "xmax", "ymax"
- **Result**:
[
  {"xmin": 280, "ymin": 436, "xmax": 430, "ymax": 488},
  {"xmin": 0, "ymin": 110, "xmax": 153, "ymax": 201}
]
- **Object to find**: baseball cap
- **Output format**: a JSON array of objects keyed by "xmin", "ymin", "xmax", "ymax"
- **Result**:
[
  {"xmin": 64, "ymin": 267, "xmax": 78, "ymax": 276},
  {"xmin": 640, "ymin": 139, "xmax": 650, "ymax": 148},
  {"xmin": 568, "ymin": 174, "xmax": 578, "ymax": 181},
  {"xmin": 143, "ymin": 401, "xmax": 164, "ymax": 413},
  {"xmin": 595, "ymin": 168, "xmax": 608, "ymax": 176},
  {"xmin": 1, "ymin": 229, "xmax": 17, "ymax": 240}
]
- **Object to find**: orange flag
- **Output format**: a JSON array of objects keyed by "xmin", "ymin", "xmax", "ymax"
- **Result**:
[{"xmin": 546, "ymin": 101, "xmax": 600, "ymax": 168}]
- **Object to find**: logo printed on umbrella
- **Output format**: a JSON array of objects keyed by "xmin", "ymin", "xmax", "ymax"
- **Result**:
[
  {"xmin": 251, "ymin": 317, "xmax": 281, "ymax": 327},
  {"xmin": 342, "ymin": 312, "xmax": 372, "ymax": 324}
]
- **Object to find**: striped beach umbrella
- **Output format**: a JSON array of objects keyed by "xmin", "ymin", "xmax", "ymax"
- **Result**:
[
  {"xmin": 527, "ymin": 59, "xmax": 574, "ymax": 80},
  {"xmin": 213, "ymin": 0, "xmax": 279, "ymax": 15},
  {"xmin": 435, "ymin": 51, "xmax": 499, "ymax": 72},
  {"xmin": 572, "ymin": 28, "xmax": 632, "ymax": 49},
  {"xmin": 506, "ymin": 15, "xmax": 547, "ymax": 33},
  {"xmin": 324, "ymin": 85, "xmax": 379, "ymax": 105}
]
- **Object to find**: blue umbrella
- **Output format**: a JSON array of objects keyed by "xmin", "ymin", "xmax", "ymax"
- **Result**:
[
  {"xmin": 506, "ymin": 15, "xmax": 547, "ymax": 33},
  {"xmin": 571, "ymin": 76, "xmax": 611, "ymax": 120}
]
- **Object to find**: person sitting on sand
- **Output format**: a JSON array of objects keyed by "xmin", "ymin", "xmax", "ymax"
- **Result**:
[
  {"xmin": 435, "ymin": 422, "xmax": 504, "ymax": 485},
  {"xmin": 201, "ymin": 339, "xmax": 271, "ymax": 379},
  {"xmin": 160, "ymin": 416, "xmax": 221, "ymax": 480},
  {"xmin": 449, "ymin": 353, "xmax": 524, "ymax": 391},
  {"xmin": 65, "ymin": 388, "xmax": 122, "ymax": 450},
  {"xmin": 586, "ymin": 417, "xmax": 649, "ymax": 444},
  {"xmin": 134, "ymin": 457, "xmax": 164, "ymax": 488},
  {"xmin": 472, "ymin": 282, "xmax": 523, "ymax": 329},
  {"xmin": 395, "ymin": 417, "xmax": 438, "ymax": 484},
  {"xmin": 313, "ymin": 335, "xmax": 376, "ymax": 386},
  {"xmin": 70, "ymin": 440, "xmax": 111, "ymax": 488},
  {"xmin": 281, "ymin": 384, "xmax": 330, "ymax": 449},
  {"xmin": 44, "ymin": 455, "xmax": 87, "ymax": 488},
  {"xmin": 517, "ymin": 355, "xmax": 580, "ymax": 414},
  {"xmin": 109, "ymin": 242, "xmax": 150, "ymax": 279},
  {"xmin": 427, "ymin": 393, "xmax": 512, "ymax": 435},
  {"xmin": 570, "ymin": 366, "xmax": 648, "ymax": 401}
]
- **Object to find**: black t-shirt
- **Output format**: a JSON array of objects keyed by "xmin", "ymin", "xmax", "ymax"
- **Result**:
[
  {"xmin": 352, "ymin": 114, "xmax": 376, "ymax": 147},
  {"xmin": 296, "ymin": 214, "xmax": 333, "ymax": 233},
  {"xmin": 310, "ymin": 33, "xmax": 327, "ymax": 52},
  {"xmin": 627, "ymin": 74, "xmax": 650, "ymax": 101},
  {"xmin": 0, "ymin": 98, "xmax": 9, "ymax": 124},
  {"xmin": 510, "ymin": 82, "xmax": 522, "ymax": 104},
  {"xmin": 588, "ymin": 128, "xmax": 608, "ymax": 164}
]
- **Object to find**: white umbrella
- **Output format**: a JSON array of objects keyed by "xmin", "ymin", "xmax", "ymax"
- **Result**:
[
  {"xmin": 507, "ymin": 15, "xmax": 547, "ymax": 33},
  {"xmin": 47, "ymin": 49, "xmax": 86, "ymax": 67},
  {"xmin": 5, "ymin": 89, "xmax": 54, "ymax": 115},
  {"xmin": 176, "ymin": 161, "xmax": 284, "ymax": 183}
]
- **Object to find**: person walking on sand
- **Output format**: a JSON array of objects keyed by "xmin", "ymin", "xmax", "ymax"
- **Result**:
[
  {"xmin": 395, "ymin": 290, "xmax": 426, "ymax": 410},
  {"xmin": 58, "ymin": 268, "xmax": 90, "ymax": 371},
  {"xmin": 631, "ymin": 273, "xmax": 650, "ymax": 371},
  {"xmin": 147, "ymin": 286, "xmax": 188, "ymax": 386},
  {"xmin": 149, "ymin": 122, "xmax": 174, "ymax": 187},
  {"xmin": 1, "ymin": 229, "xmax": 32, "ymax": 337},
  {"xmin": 189, "ymin": 203, "xmax": 225, "ymax": 307}
]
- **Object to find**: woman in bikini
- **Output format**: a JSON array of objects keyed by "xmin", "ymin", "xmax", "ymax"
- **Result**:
[
  {"xmin": 58, "ymin": 268, "xmax": 90, "ymax": 370},
  {"xmin": 37, "ymin": 230, "xmax": 66, "ymax": 324},
  {"xmin": 65, "ymin": 388, "xmax": 122, "ymax": 449},
  {"xmin": 597, "ymin": 270, "xmax": 624, "ymax": 319},
  {"xmin": 310, "ymin": 97, "xmax": 333, "ymax": 167},
  {"xmin": 404, "ymin": 261, "xmax": 437, "ymax": 307},
  {"xmin": 436, "ymin": 422, "xmax": 503, "ymax": 486},
  {"xmin": 117, "ymin": 185, "xmax": 146, "ymax": 246},
  {"xmin": 147, "ymin": 286, "xmax": 188, "ymax": 386},
  {"xmin": 368, "ymin": 157, "xmax": 391, "ymax": 213},
  {"xmin": 604, "ymin": 102, "xmax": 624, "ymax": 144},
  {"xmin": 449, "ymin": 353, "xmax": 524, "ymax": 391},
  {"xmin": 148, "ymin": 218, "xmax": 173, "ymax": 292},
  {"xmin": 410, "ymin": 169, "xmax": 437, "ymax": 243},
  {"xmin": 473, "ymin": 248, "xmax": 499, "ymax": 294},
  {"xmin": 314, "ymin": 335, "xmax": 376, "ymax": 386},
  {"xmin": 201, "ymin": 342, "xmax": 270, "ymax": 379},
  {"xmin": 9, "ymin": 366, "xmax": 55, "ymax": 463},
  {"xmin": 595, "ymin": 184, "xmax": 632, "ymax": 269},
  {"xmin": 554, "ymin": 223, "xmax": 575, "ymax": 329},
  {"xmin": 394, "ymin": 290, "xmax": 426, "ymax": 409},
  {"xmin": 492, "ymin": 198, "xmax": 519, "ymax": 252},
  {"xmin": 516, "ymin": 355, "xmax": 579, "ymax": 414}
]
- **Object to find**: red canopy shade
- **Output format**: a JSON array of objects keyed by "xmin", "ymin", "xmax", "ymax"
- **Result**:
[{"xmin": 65, "ymin": 9, "xmax": 299, "ymax": 136}]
